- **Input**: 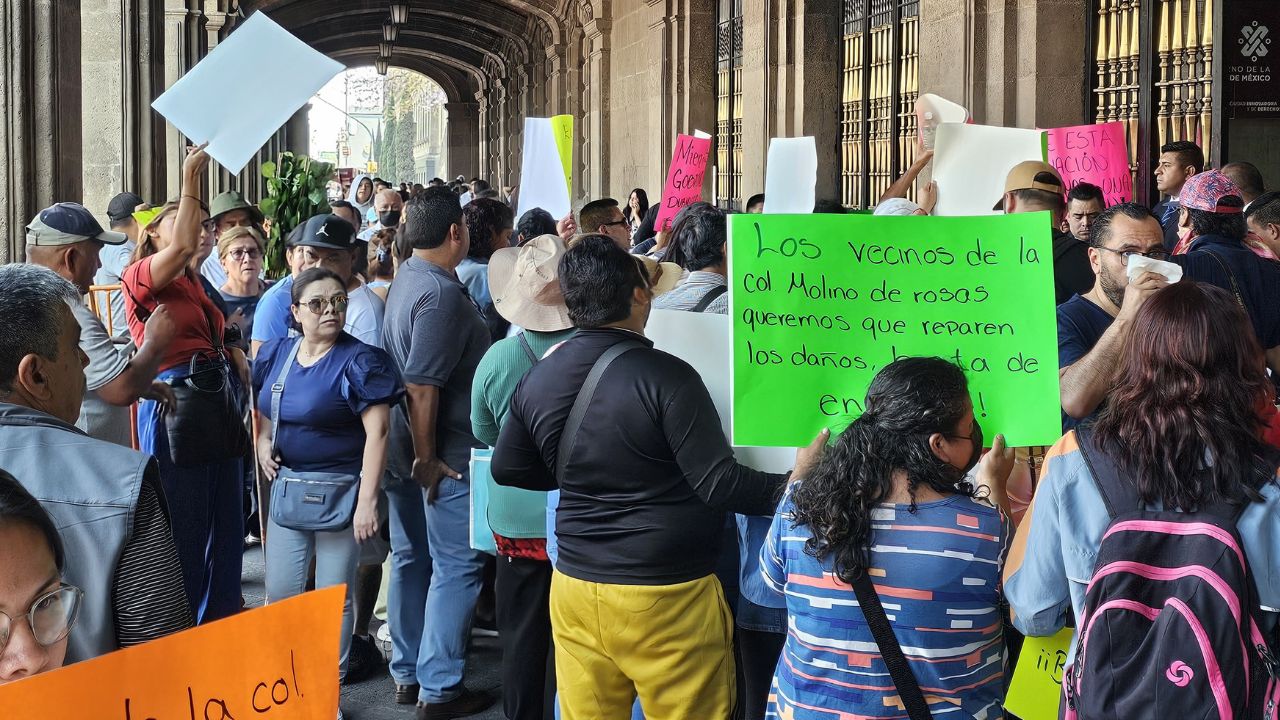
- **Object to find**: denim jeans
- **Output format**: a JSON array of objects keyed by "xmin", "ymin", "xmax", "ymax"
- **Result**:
[
  {"xmin": 138, "ymin": 368, "xmax": 244, "ymax": 624},
  {"xmin": 265, "ymin": 517, "xmax": 360, "ymax": 679},
  {"xmin": 386, "ymin": 473, "xmax": 486, "ymax": 703}
]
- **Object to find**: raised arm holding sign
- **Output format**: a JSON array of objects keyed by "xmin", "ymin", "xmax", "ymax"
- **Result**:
[{"xmin": 729, "ymin": 212, "xmax": 1062, "ymax": 448}]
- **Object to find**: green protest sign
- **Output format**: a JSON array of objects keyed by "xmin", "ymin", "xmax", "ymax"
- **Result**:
[{"xmin": 729, "ymin": 212, "xmax": 1061, "ymax": 447}]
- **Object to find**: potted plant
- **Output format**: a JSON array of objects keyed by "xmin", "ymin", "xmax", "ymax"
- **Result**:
[{"xmin": 259, "ymin": 152, "xmax": 335, "ymax": 278}]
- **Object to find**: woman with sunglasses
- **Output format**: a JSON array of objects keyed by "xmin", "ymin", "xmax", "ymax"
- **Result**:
[
  {"xmin": 0, "ymin": 470, "xmax": 83, "ymax": 684},
  {"xmin": 122, "ymin": 144, "xmax": 251, "ymax": 624},
  {"xmin": 252, "ymin": 268, "xmax": 402, "ymax": 683}
]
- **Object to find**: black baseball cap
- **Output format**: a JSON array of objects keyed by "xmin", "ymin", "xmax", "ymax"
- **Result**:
[
  {"xmin": 106, "ymin": 192, "xmax": 146, "ymax": 225},
  {"xmin": 296, "ymin": 213, "xmax": 357, "ymax": 250}
]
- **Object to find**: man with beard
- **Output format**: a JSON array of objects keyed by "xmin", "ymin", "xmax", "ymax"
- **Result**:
[{"xmin": 1058, "ymin": 203, "xmax": 1170, "ymax": 431}]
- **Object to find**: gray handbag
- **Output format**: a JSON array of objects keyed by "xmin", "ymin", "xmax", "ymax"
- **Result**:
[{"xmin": 267, "ymin": 340, "xmax": 361, "ymax": 532}]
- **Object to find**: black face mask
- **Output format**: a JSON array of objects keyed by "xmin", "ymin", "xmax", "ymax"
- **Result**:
[
  {"xmin": 378, "ymin": 210, "xmax": 401, "ymax": 227},
  {"xmin": 960, "ymin": 420, "xmax": 984, "ymax": 474}
]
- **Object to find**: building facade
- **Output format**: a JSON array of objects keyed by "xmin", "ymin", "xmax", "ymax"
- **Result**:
[{"xmin": 2, "ymin": 0, "xmax": 1276, "ymax": 262}]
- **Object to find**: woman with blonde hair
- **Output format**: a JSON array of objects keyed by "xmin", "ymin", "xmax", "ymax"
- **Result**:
[
  {"xmin": 217, "ymin": 225, "xmax": 269, "ymax": 354},
  {"xmin": 121, "ymin": 144, "xmax": 250, "ymax": 624}
]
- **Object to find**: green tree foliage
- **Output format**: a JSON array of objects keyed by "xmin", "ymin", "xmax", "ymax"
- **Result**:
[
  {"xmin": 397, "ymin": 107, "xmax": 417, "ymax": 184},
  {"xmin": 380, "ymin": 98, "xmax": 400, "ymax": 181},
  {"xmin": 259, "ymin": 152, "xmax": 333, "ymax": 278}
]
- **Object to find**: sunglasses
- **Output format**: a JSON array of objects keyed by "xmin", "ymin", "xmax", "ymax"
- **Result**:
[
  {"xmin": 228, "ymin": 247, "xmax": 262, "ymax": 260},
  {"xmin": 0, "ymin": 584, "xmax": 83, "ymax": 652},
  {"xmin": 297, "ymin": 295, "xmax": 349, "ymax": 315}
]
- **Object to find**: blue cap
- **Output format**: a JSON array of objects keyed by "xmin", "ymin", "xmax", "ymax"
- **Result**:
[{"xmin": 27, "ymin": 202, "xmax": 129, "ymax": 246}]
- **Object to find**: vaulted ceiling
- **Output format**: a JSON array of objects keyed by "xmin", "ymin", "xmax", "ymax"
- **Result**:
[{"xmin": 237, "ymin": 0, "xmax": 570, "ymax": 102}]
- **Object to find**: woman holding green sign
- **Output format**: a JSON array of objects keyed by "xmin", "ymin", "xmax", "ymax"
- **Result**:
[{"xmin": 760, "ymin": 356, "xmax": 1015, "ymax": 719}]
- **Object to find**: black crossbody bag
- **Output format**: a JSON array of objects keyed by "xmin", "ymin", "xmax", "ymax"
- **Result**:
[{"xmin": 125, "ymin": 277, "xmax": 251, "ymax": 467}]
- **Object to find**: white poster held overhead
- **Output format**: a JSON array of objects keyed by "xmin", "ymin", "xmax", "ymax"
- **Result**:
[
  {"xmin": 151, "ymin": 12, "xmax": 343, "ymax": 174},
  {"xmin": 763, "ymin": 137, "xmax": 818, "ymax": 214},
  {"xmin": 647, "ymin": 309, "xmax": 793, "ymax": 474},
  {"xmin": 516, "ymin": 117, "xmax": 573, "ymax": 221},
  {"xmin": 931, "ymin": 123, "xmax": 1046, "ymax": 216}
]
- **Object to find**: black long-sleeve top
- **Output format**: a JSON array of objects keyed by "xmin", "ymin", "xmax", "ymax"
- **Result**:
[{"xmin": 491, "ymin": 327, "xmax": 788, "ymax": 585}]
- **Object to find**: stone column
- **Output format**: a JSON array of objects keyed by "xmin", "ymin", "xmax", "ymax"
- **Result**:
[
  {"xmin": 739, "ymin": 0, "xmax": 772, "ymax": 201},
  {"xmin": 545, "ymin": 44, "xmax": 569, "ymax": 115},
  {"xmin": 492, "ymin": 81, "xmax": 508, "ymax": 187},
  {"xmin": 444, "ymin": 101, "xmax": 479, "ymax": 180},
  {"xmin": 286, "ymin": 106, "xmax": 311, "ymax": 159},
  {"xmin": 920, "ymin": 0, "xmax": 1088, "ymax": 129},
  {"xmin": 583, "ymin": 14, "xmax": 611, "ymax": 200},
  {"xmin": 0, "ymin": 0, "xmax": 82, "ymax": 262},
  {"xmin": 162, "ymin": 0, "xmax": 207, "ymax": 198},
  {"xmin": 82, "ymin": 0, "xmax": 168, "ymax": 217},
  {"xmin": 648, "ymin": 8, "xmax": 673, "ymax": 194},
  {"xmin": 476, "ymin": 92, "xmax": 491, "ymax": 180},
  {"xmin": 791, "ymin": 0, "xmax": 841, "ymax": 202}
]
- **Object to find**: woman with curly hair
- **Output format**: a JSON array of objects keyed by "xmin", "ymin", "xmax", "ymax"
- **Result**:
[
  {"xmin": 458, "ymin": 197, "xmax": 516, "ymax": 342},
  {"xmin": 761, "ymin": 356, "xmax": 1014, "ymax": 719}
]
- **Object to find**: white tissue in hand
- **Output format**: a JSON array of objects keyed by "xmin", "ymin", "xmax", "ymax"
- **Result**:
[{"xmin": 1126, "ymin": 253, "xmax": 1183, "ymax": 283}]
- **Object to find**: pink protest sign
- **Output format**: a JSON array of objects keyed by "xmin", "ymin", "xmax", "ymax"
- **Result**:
[
  {"xmin": 1046, "ymin": 121, "xmax": 1133, "ymax": 206},
  {"xmin": 655, "ymin": 132, "xmax": 713, "ymax": 232}
]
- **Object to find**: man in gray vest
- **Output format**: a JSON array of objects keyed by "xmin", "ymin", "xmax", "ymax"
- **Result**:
[{"xmin": 0, "ymin": 264, "xmax": 192, "ymax": 664}]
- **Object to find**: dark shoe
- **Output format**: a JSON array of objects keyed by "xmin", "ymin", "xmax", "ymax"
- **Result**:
[
  {"xmin": 342, "ymin": 634, "xmax": 384, "ymax": 685},
  {"xmin": 415, "ymin": 689, "xmax": 495, "ymax": 720},
  {"xmin": 395, "ymin": 683, "xmax": 420, "ymax": 705},
  {"xmin": 470, "ymin": 611, "xmax": 499, "ymax": 638}
]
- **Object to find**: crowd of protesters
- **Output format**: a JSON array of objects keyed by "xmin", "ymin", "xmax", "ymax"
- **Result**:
[{"xmin": 4, "ymin": 135, "xmax": 1280, "ymax": 720}]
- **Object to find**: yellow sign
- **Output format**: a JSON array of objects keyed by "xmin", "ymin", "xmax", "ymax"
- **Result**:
[
  {"xmin": 0, "ymin": 587, "xmax": 343, "ymax": 719},
  {"xmin": 550, "ymin": 114, "xmax": 574, "ymax": 198},
  {"xmin": 1005, "ymin": 628, "xmax": 1074, "ymax": 720},
  {"xmin": 366, "ymin": 161, "xmax": 379, "ymax": 173}
]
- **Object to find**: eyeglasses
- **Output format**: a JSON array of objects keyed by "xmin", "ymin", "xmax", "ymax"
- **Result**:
[
  {"xmin": 1093, "ymin": 246, "xmax": 1171, "ymax": 263},
  {"xmin": 298, "ymin": 295, "xmax": 349, "ymax": 315},
  {"xmin": 0, "ymin": 584, "xmax": 83, "ymax": 652},
  {"xmin": 601, "ymin": 219, "xmax": 629, "ymax": 229},
  {"xmin": 228, "ymin": 247, "xmax": 262, "ymax": 260}
]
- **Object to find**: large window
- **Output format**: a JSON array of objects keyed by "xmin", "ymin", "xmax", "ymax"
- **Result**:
[
  {"xmin": 840, "ymin": 0, "xmax": 919, "ymax": 208},
  {"xmin": 715, "ymin": 0, "xmax": 743, "ymax": 211}
]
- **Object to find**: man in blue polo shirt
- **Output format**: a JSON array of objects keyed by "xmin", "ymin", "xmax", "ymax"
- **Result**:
[
  {"xmin": 1058, "ymin": 203, "xmax": 1169, "ymax": 431},
  {"xmin": 250, "ymin": 224, "xmax": 314, "ymax": 357}
]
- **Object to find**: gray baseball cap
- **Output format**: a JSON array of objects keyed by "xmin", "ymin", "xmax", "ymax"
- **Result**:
[{"xmin": 27, "ymin": 202, "xmax": 129, "ymax": 246}]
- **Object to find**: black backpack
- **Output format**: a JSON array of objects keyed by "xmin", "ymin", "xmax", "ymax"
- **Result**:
[{"xmin": 1066, "ymin": 426, "xmax": 1280, "ymax": 719}]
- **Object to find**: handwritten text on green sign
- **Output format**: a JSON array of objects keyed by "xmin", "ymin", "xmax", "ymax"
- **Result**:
[{"xmin": 729, "ymin": 212, "xmax": 1062, "ymax": 447}]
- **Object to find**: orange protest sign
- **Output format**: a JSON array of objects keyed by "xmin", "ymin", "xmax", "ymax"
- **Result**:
[{"xmin": 0, "ymin": 586, "xmax": 343, "ymax": 719}]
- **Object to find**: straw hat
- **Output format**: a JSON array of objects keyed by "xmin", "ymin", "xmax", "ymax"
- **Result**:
[
  {"xmin": 489, "ymin": 234, "xmax": 574, "ymax": 332},
  {"xmin": 636, "ymin": 255, "xmax": 683, "ymax": 297}
]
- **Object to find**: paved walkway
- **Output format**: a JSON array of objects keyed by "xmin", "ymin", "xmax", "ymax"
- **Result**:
[{"xmin": 242, "ymin": 547, "xmax": 506, "ymax": 720}]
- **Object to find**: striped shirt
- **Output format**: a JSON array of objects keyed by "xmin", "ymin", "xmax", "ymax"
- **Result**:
[
  {"xmin": 761, "ymin": 490, "xmax": 1009, "ymax": 719},
  {"xmin": 113, "ymin": 476, "xmax": 195, "ymax": 645}
]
